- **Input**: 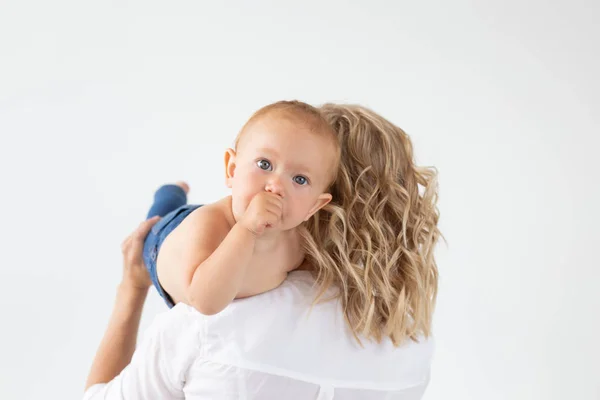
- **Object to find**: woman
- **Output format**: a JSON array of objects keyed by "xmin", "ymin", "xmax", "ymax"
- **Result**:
[{"xmin": 84, "ymin": 104, "xmax": 441, "ymax": 399}]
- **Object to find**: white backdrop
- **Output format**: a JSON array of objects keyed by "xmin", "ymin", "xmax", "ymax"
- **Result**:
[{"xmin": 1, "ymin": 1, "xmax": 598, "ymax": 399}]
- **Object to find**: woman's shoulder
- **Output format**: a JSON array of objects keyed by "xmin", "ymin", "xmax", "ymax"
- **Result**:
[
  {"xmin": 141, "ymin": 303, "xmax": 206, "ymax": 350},
  {"xmin": 149, "ymin": 270, "xmax": 327, "ymax": 335}
]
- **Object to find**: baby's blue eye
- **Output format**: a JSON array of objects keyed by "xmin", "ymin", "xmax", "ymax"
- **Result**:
[
  {"xmin": 257, "ymin": 160, "xmax": 272, "ymax": 170},
  {"xmin": 294, "ymin": 176, "xmax": 308, "ymax": 185}
]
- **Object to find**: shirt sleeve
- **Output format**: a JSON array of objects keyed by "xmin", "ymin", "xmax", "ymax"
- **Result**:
[{"xmin": 83, "ymin": 305, "xmax": 201, "ymax": 400}]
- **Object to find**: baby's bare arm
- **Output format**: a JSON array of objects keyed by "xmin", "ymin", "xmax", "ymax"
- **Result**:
[
  {"xmin": 157, "ymin": 206, "xmax": 257, "ymax": 315},
  {"xmin": 187, "ymin": 222, "xmax": 257, "ymax": 314},
  {"xmin": 156, "ymin": 206, "xmax": 229, "ymax": 306}
]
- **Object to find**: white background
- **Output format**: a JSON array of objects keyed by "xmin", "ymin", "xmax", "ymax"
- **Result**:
[{"xmin": 1, "ymin": 1, "xmax": 598, "ymax": 399}]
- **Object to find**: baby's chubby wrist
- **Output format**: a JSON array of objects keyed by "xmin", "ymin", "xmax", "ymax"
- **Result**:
[{"xmin": 232, "ymin": 221, "xmax": 261, "ymax": 240}]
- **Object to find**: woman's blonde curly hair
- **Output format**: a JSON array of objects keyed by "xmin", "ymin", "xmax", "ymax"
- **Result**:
[{"xmin": 299, "ymin": 103, "xmax": 441, "ymax": 347}]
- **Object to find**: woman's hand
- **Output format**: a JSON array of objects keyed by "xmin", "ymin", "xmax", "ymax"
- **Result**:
[{"xmin": 120, "ymin": 216, "xmax": 161, "ymax": 291}]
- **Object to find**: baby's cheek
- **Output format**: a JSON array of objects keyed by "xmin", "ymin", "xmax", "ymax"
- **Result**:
[{"xmin": 287, "ymin": 201, "xmax": 305, "ymax": 222}]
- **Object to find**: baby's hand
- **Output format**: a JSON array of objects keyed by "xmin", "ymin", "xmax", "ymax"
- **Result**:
[{"xmin": 239, "ymin": 192, "xmax": 283, "ymax": 236}]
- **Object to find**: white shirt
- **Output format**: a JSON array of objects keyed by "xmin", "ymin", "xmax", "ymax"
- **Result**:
[{"xmin": 83, "ymin": 270, "xmax": 434, "ymax": 400}]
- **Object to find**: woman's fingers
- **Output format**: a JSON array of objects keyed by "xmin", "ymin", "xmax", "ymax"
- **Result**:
[
  {"xmin": 121, "ymin": 216, "xmax": 161, "ymax": 253},
  {"xmin": 134, "ymin": 216, "xmax": 161, "ymax": 241},
  {"xmin": 121, "ymin": 237, "xmax": 132, "ymax": 253}
]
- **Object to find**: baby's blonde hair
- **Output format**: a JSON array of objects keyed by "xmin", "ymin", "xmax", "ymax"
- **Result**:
[
  {"xmin": 233, "ymin": 100, "xmax": 341, "ymax": 186},
  {"xmin": 299, "ymin": 104, "xmax": 441, "ymax": 347}
]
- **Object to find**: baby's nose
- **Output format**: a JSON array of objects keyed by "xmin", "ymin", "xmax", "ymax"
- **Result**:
[{"xmin": 265, "ymin": 179, "xmax": 284, "ymax": 197}]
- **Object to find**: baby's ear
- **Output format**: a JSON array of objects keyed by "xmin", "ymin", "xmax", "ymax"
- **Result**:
[
  {"xmin": 304, "ymin": 193, "xmax": 333, "ymax": 221},
  {"xmin": 224, "ymin": 148, "xmax": 237, "ymax": 188}
]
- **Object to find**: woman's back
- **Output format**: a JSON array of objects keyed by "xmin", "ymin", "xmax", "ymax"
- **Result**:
[{"xmin": 135, "ymin": 271, "xmax": 434, "ymax": 399}]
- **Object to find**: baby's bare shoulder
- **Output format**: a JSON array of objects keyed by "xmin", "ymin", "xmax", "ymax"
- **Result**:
[
  {"xmin": 177, "ymin": 201, "xmax": 232, "ymax": 241},
  {"xmin": 159, "ymin": 200, "xmax": 232, "ymax": 275}
]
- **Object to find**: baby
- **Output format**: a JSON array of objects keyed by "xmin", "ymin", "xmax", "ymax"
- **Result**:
[{"xmin": 142, "ymin": 101, "xmax": 340, "ymax": 315}]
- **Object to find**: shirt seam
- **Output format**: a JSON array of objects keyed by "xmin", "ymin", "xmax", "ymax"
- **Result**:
[{"xmin": 198, "ymin": 355, "xmax": 431, "ymax": 391}]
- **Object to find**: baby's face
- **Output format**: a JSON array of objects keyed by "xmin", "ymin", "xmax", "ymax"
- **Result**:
[{"xmin": 227, "ymin": 116, "xmax": 337, "ymax": 231}]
